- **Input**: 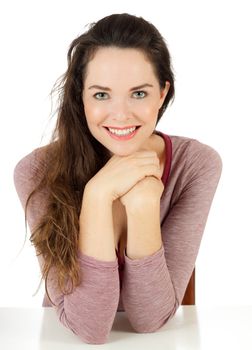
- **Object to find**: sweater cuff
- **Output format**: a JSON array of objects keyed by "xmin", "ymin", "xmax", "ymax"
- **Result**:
[
  {"xmin": 77, "ymin": 249, "xmax": 118, "ymax": 269},
  {"xmin": 123, "ymin": 244, "xmax": 165, "ymax": 267}
]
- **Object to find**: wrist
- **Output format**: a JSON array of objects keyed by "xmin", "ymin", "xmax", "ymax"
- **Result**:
[
  {"xmin": 125, "ymin": 201, "xmax": 162, "ymax": 260},
  {"xmin": 125, "ymin": 199, "xmax": 160, "ymax": 217},
  {"xmin": 84, "ymin": 182, "xmax": 114, "ymax": 206}
]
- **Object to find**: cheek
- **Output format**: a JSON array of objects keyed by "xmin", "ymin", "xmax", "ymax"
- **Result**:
[
  {"xmin": 84, "ymin": 100, "xmax": 107, "ymax": 125},
  {"xmin": 133, "ymin": 103, "xmax": 159, "ymax": 121}
]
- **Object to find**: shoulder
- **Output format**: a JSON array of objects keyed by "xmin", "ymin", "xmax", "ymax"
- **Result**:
[
  {"xmin": 13, "ymin": 144, "xmax": 53, "ymax": 197},
  {"xmin": 161, "ymin": 135, "xmax": 223, "ymax": 211},
  {"xmin": 14, "ymin": 145, "xmax": 49, "ymax": 180},
  {"xmin": 168, "ymin": 134, "xmax": 223, "ymax": 174}
]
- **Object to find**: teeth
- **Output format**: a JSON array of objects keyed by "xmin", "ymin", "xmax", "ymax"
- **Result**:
[{"xmin": 108, "ymin": 126, "xmax": 136, "ymax": 136}]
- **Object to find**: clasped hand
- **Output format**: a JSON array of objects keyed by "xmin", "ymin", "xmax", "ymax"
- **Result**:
[
  {"xmin": 87, "ymin": 149, "xmax": 164, "ymax": 210},
  {"xmin": 119, "ymin": 175, "xmax": 164, "ymax": 210}
]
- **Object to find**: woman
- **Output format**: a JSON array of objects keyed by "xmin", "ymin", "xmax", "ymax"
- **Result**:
[{"xmin": 14, "ymin": 13, "xmax": 222, "ymax": 344}]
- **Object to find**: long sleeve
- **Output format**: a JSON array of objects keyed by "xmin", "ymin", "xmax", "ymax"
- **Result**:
[
  {"xmin": 13, "ymin": 148, "xmax": 120, "ymax": 344},
  {"xmin": 121, "ymin": 140, "xmax": 223, "ymax": 332}
]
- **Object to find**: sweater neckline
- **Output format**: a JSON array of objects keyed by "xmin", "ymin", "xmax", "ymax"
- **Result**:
[{"xmin": 154, "ymin": 130, "xmax": 172, "ymax": 188}]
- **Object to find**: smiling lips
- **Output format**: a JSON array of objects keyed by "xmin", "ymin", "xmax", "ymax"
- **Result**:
[
  {"xmin": 104, "ymin": 125, "xmax": 140, "ymax": 140},
  {"xmin": 103, "ymin": 125, "xmax": 140, "ymax": 129}
]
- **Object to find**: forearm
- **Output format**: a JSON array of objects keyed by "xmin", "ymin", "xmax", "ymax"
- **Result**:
[
  {"xmin": 79, "ymin": 186, "xmax": 116, "ymax": 261},
  {"xmin": 46, "ymin": 254, "xmax": 119, "ymax": 344},
  {"xmin": 125, "ymin": 201, "xmax": 162, "ymax": 260},
  {"xmin": 122, "ymin": 203, "xmax": 177, "ymax": 332},
  {"xmin": 122, "ymin": 202, "xmax": 177, "ymax": 333},
  {"xmin": 121, "ymin": 245, "xmax": 176, "ymax": 333}
]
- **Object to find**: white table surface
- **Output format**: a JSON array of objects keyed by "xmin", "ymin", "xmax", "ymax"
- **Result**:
[{"xmin": 0, "ymin": 306, "xmax": 251, "ymax": 349}]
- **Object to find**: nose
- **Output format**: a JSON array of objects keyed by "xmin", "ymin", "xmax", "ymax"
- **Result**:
[{"xmin": 109, "ymin": 98, "xmax": 132, "ymax": 120}]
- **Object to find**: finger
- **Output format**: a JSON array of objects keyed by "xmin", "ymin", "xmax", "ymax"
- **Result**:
[{"xmin": 131, "ymin": 150, "xmax": 158, "ymax": 159}]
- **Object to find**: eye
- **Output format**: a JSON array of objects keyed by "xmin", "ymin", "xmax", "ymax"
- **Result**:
[
  {"xmin": 93, "ymin": 92, "xmax": 109, "ymax": 100},
  {"xmin": 132, "ymin": 91, "xmax": 147, "ymax": 99}
]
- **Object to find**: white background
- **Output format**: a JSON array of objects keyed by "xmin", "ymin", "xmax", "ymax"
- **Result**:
[{"xmin": 0, "ymin": 0, "xmax": 251, "ymax": 307}]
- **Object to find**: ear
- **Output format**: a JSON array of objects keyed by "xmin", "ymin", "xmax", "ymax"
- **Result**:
[{"xmin": 159, "ymin": 81, "xmax": 170, "ymax": 109}]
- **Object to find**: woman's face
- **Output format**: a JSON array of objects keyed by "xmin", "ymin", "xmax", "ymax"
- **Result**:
[{"xmin": 82, "ymin": 47, "xmax": 170, "ymax": 156}]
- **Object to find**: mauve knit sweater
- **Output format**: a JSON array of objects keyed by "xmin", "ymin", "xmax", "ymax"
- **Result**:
[{"xmin": 13, "ymin": 131, "xmax": 222, "ymax": 344}]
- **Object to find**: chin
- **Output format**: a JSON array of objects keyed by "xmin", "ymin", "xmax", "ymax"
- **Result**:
[
  {"xmin": 108, "ymin": 145, "xmax": 139, "ymax": 157},
  {"xmin": 109, "ymin": 149, "xmax": 134, "ymax": 157}
]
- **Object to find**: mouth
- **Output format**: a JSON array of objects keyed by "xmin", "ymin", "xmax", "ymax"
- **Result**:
[
  {"xmin": 103, "ymin": 125, "xmax": 141, "ymax": 140},
  {"xmin": 103, "ymin": 125, "xmax": 141, "ymax": 130}
]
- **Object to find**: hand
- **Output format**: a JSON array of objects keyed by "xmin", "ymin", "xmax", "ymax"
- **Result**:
[
  {"xmin": 86, "ymin": 151, "xmax": 161, "ymax": 203},
  {"xmin": 119, "ymin": 175, "xmax": 164, "ymax": 211}
]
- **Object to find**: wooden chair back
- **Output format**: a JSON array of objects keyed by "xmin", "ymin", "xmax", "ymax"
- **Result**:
[{"xmin": 181, "ymin": 268, "xmax": 195, "ymax": 305}]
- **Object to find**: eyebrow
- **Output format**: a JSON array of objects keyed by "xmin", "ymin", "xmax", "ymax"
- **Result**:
[{"xmin": 88, "ymin": 83, "xmax": 154, "ymax": 91}]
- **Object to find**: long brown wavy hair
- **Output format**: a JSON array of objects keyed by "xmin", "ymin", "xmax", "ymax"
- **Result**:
[{"xmin": 25, "ymin": 13, "xmax": 175, "ymax": 303}]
